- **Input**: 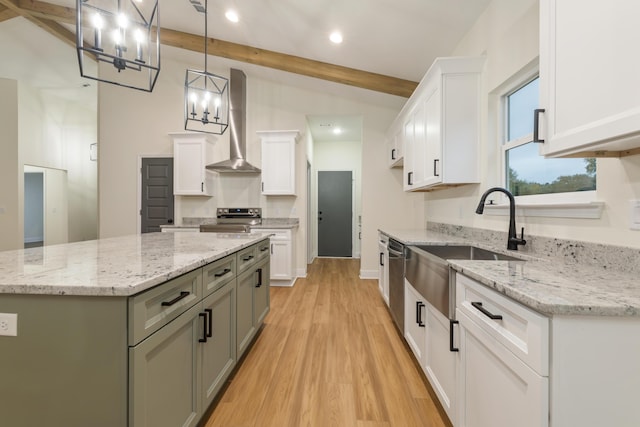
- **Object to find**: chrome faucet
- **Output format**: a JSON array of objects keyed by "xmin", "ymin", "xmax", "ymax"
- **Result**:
[{"xmin": 475, "ymin": 187, "xmax": 526, "ymax": 251}]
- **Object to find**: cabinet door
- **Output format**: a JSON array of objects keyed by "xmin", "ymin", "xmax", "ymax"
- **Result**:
[
  {"xmin": 270, "ymin": 239, "xmax": 292, "ymax": 280},
  {"xmin": 173, "ymin": 139, "xmax": 213, "ymax": 196},
  {"xmin": 201, "ymin": 281, "xmax": 236, "ymax": 410},
  {"xmin": 424, "ymin": 306, "xmax": 456, "ymax": 424},
  {"xmin": 403, "ymin": 117, "xmax": 415, "ymax": 191},
  {"xmin": 457, "ymin": 310, "xmax": 548, "ymax": 427},
  {"xmin": 129, "ymin": 303, "xmax": 202, "ymax": 427},
  {"xmin": 539, "ymin": 0, "xmax": 640, "ymax": 157},
  {"xmin": 411, "ymin": 101, "xmax": 428, "ymax": 187},
  {"xmin": 423, "ymin": 85, "xmax": 442, "ymax": 185},
  {"xmin": 253, "ymin": 258, "xmax": 270, "ymax": 326},
  {"xmin": 236, "ymin": 267, "xmax": 256, "ymax": 357},
  {"xmin": 404, "ymin": 280, "xmax": 427, "ymax": 365},
  {"xmin": 261, "ymin": 136, "xmax": 296, "ymax": 195}
]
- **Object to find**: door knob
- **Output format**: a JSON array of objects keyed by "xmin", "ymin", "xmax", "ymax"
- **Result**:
[{"xmin": 168, "ymin": 218, "xmax": 174, "ymax": 224}]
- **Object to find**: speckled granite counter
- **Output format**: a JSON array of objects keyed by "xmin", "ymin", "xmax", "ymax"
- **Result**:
[
  {"xmin": 252, "ymin": 218, "xmax": 299, "ymax": 229},
  {"xmin": 379, "ymin": 227, "xmax": 640, "ymax": 317},
  {"xmin": 0, "ymin": 232, "xmax": 270, "ymax": 297}
]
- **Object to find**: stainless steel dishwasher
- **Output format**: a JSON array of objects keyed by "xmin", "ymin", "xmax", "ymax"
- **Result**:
[{"xmin": 387, "ymin": 238, "xmax": 406, "ymax": 333}]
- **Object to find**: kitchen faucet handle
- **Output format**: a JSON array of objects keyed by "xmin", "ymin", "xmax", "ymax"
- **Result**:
[{"xmin": 519, "ymin": 227, "xmax": 527, "ymax": 245}]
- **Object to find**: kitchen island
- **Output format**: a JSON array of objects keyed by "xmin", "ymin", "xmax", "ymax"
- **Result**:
[{"xmin": 0, "ymin": 232, "xmax": 271, "ymax": 427}]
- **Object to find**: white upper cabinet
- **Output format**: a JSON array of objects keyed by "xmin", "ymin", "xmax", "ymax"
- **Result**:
[
  {"xmin": 386, "ymin": 126, "xmax": 403, "ymax": 168},
  {"xmin": 538, "ymin": 0, "xmax": 640, "ymax": 157},
  {"xmin": 258, "ymin": 130, "xmax": 299, "ymax": 196},
  {"xmin": 394, "ymin": 56, "xmax": 485, "ymax": 191},
  {"xmin": 171, "ymin": 133, "xmax": 215, "ymax": 196}
]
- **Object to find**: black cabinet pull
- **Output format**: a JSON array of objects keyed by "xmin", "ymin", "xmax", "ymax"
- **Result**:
[
  {"xmin": 533, "ymin": 108, "xmax": 545, "ymax": 143},
  {"xmin": 471, "ymin": 301, "xmax": 503, "ymax": 320},
  {"xmin": 261, "ymin": 182, "xmax": 264, "ymax": 192},
  {"xmin": 416, "ymin": 301, "xmax": 425, "ymax": 327},
  {"xmin": 433, "ymin": 159, "xmax": 440, "ymax": 177},
  {"xmin": 260, "ymin": 246, "xmax": 269, "ymax": 252},
  {"xmin": 407, "ymin": 171, "xmax": 413, "ymax": 186},
  {"xmin": 270, "ymin": 243, "xmax": 274, "ymax": 255},
  {"xmin": 391, "ymin": 148, "xmax": 396, "ymax": 160},
  {"xmin": 214, "ymin": 268, "xmax": 231, "ymax": 278},
  {"xmin": 380, "ymin": 252, "xmax": 384, "ymax": 266},
  {"xmin": 205, "ymin": 308, "xmax": 213, "ymax": 338},
  {"xmin": 198, "ymin": 312, "xmax": 207, "ymax": 343},
  {"xmin": 255, "ymin": 268, "xmax": 263, "ymax": 288},
  {"xmin": 161, "ymin": 291, "xmax": 189, "ymax": 307},
  {"xmin": 242, "ymin": 255, "xmax": 254, "ymax": 261},
  {"xmin": 449, "ymin": 319, "xmax": 459, "ymax": 352},
  {"xmin": 201, "ymin": 182, "xmax": 204, "ymax": 192}
]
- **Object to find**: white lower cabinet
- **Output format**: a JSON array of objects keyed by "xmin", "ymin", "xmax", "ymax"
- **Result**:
[
  {"xmin": 259, "ymin": 228, "xmax": 296, "ymax": 285},
  {"xmin": 378, "ymin": 232, "xmax": 389, "ymax": 306},
  {"xmin": 404, "ymin": 280, "xmax": 427, "ymax": 364},
  {"xmin": 457, "ymin": 310, "xmax": 548, "ymax": 427},
  {"xmin": 424, "ymin": 306, "xmax": 457, "ymax": 424},
  {"xmin": 456, "ymin": 273, "xmax": 548, "ymax": 427}
]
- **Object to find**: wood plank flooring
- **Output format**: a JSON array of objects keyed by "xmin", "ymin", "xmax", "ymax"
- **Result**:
[{"xmin": 203, "ymin": 258, "xmax": 451, "ymax": 427}]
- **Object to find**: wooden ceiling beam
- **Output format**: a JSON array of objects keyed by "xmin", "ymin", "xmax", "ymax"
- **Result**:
[
  {"xmin": 0, "ymin": 5, "xmax": 18, "ymax": 22},
  {"xmin": 0, "ymin": 0, "xmax": 76, "ymax": 47},
  {"xmin": 11, "ymin": 0, "xmax": 418, "ymax": 97}
]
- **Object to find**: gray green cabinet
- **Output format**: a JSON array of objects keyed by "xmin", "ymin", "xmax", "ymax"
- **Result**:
[{"xmin": 0, "ymin": 238, "xmax": 269, "ymax": 427}]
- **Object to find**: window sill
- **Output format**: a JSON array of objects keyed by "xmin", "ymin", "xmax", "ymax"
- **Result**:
[{"xmin": 483, "ymin": 201, "xmax": 604, "ymax": 219}]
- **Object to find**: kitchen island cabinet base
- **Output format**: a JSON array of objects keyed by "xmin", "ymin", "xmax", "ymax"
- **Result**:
[{"xmin": 0, "ymin": 294, "xmax": 128, "ymax": 427}]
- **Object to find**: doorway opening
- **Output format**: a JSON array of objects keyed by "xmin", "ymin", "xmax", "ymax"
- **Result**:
[{"xmin": 24, "ymin": 172, "xmax": 44, "ymax": 248}]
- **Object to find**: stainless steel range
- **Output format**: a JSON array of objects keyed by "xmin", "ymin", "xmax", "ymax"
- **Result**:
[{"xmin": 199, "ymin": 208, "xmax": 262, "ymax": 233}]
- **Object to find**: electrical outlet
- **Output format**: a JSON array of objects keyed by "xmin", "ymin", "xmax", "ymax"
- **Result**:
[{"xmin": 0, "ymin": 313, "xmax": 18, "ymax": 337}]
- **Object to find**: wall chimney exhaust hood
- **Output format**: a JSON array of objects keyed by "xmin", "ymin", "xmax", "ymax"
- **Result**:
[{"xmin": 206, "ymin": 69, "xmax": 261, "ymax": 173}]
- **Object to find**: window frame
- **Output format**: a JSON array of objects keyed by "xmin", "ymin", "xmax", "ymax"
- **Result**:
[{"xmin": 489, "ymin": 66, "xmax": 601, "ymax": 218}]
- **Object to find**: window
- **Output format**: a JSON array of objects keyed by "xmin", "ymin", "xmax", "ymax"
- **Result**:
[{"xmin": 503, "ymin": 77, "xmax": 596, "ymax": 197}]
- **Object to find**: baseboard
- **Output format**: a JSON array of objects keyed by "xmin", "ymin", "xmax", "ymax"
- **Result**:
[
  {"xmin": 359, "ymin": 269, "xmax": 378, "ymax": 280},
  {"xmin": 24, "ymin": 236, "xmax": 44, "ymax": 243},
  {"xmin": 296, "ymin": 268, "xmax": 307, "ymax": 278}
]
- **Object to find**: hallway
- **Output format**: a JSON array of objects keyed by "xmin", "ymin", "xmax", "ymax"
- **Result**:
[{"xmin": 204, "ymin": 258, "xmax": 450, "ymax": 427}]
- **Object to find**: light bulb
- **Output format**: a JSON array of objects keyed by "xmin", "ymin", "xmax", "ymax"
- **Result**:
[
  {"xmin": 91, "ymin": 13, "xmax": 104, "ymax": 30},
  {"xmin": 214, "ymin": 97, "xmax": 221, "ymax": 107},
  {"xmin": 190, "ymin": 92, "xmax": 198, "ymax": 103},
  {"xmin": 134, "ymin": 29, "xmax": 145, "ymax": 43},
  {"xmin": 112, "ymin": 29, "xmax": 122, "ymax": 45},
  {"xmin": 225, "ymin": 10, "xmax": 239, "ymax": 23},
  {"xmin": 329, "ymin": 31, "xmax": 343, "ymax": 44},
  {"xmin": 117, "ymin": 13, "xmax": 128, "ymax": 29}
]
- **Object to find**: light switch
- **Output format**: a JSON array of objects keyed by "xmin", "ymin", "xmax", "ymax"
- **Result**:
[{"xmin": 630, "ymin": 200, "xmax": 640, "ymax": 230}]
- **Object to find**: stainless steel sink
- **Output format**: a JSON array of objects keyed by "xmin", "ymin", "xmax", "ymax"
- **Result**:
[
  {"xmin": 405, "ymin": 245, "xmax": 523, "ymax": 319},
  {"xmin": 416, "ymin": 245, "xmax": 522, "ymax": 261}
]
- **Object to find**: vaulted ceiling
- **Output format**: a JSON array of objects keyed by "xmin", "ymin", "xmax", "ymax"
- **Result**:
[{"xmin": 0, "ymin": 0, "xmax": 491, "ymax": 98}]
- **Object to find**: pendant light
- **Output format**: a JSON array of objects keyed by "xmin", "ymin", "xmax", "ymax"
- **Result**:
[
  {"xmin": 76, "ymin": 0, "xmax": 161, "ymax": 92},
  {"xmin": 184, "ymin": 0, "xmax": 229, "ymax": 135}
]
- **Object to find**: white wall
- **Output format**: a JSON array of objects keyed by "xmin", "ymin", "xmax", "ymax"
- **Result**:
[
  {"xmin": 98, "ymin": 55, "xmax": 424, "ymax": 276},
  {"xmin": 313, "ymin": 137, "xmax": 363, "ymax": 257},
  {"xmin": 422, "ymin": 0, "xmax": 640, "ymax": 249},
  {"xmin": 0, "ymin": 78, "xmax": 20, "ymax": 251}
]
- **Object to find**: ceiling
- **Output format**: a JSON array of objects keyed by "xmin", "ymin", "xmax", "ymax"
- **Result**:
[{"xmin": 0, "ymin": 0, "xmax": 491, "ymax": 142}]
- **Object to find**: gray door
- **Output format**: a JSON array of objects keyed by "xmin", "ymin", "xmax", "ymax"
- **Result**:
[
  {"xmin": 141, "ymin": 158, "xmax": 174, "ymax": 233},
  {"xmin": 318, "ymin": 171, "xmax": 352, "ymax": 257}
]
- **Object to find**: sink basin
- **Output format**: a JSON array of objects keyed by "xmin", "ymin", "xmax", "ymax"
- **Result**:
[
  {"xmin": 405, "ymin": 245, "xmax": 523, "ymax": 319},
  {"xmin": 415, "ymin": 245, "xmax": 522, "ymax": 261}
]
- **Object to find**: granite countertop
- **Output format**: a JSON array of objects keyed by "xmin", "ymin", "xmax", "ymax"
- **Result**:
[
  {"xmin": 379, "ymin": 228, "xmax": 640, "ymax": 317},
  {"xmin": 0, "ymin": 232, "xmax": 271, "ymax": 297},
  {"xmin": 252, "ymin": 218, "xmax": 299, "ymax": 229}
]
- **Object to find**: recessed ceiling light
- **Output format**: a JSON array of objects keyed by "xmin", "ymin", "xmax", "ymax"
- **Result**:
[
  {"xmin": 329, "ymin": 31, "xmax": 343, "ymax": 44},
  {"xmin": 225, "ymin": 10, "xmax": 239, "ymax": 23},
  {"xmin": 333, "ymin": 127, "xmax": 342, "ymax": 135}
]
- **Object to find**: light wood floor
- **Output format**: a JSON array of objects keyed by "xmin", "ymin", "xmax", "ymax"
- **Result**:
[{"xmin": 203, "ymin": 258, "xmax": 451, "ymax": 427}]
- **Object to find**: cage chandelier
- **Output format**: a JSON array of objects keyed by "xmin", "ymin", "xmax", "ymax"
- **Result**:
[
  {"xmin": 184, "ymin": 0, "xmax": 229, "ymax": 135},
  {"xmin": 76, "ymin": 0, "xmax": 161, "ymax": 92}
]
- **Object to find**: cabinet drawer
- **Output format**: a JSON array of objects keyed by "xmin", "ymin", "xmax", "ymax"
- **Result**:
[
  {"xmin": 455, "ymin": 273, "xmax": 549, "ymax": 376},
  {"xmin": 128, "ymin": 269, "xmax": 202, "ymax": 346},
  {"xmin": 255, "ymin": 239, "xmax": 271, "ymax": 262},
  {"xmin": 202, "ymin": 254, "xmax": 236, "ymax": 296},
  {"xmin": 236, "ymin": 244, "xmax": 258, "ymax": 274}
]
